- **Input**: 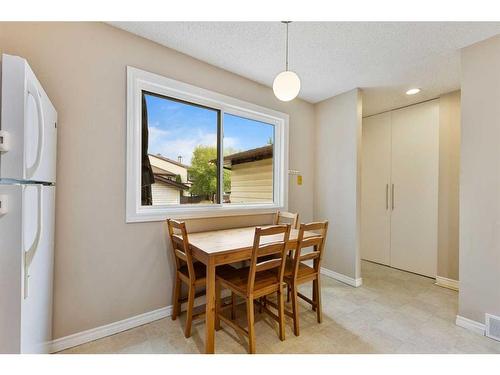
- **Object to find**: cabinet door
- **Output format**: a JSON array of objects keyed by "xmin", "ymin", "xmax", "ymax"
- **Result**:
[
  {"xmin": 361, "ymin": 112, "xmax": 392, "ymax": 265},
  {"xmin": 390, "ymin": 100, "xmax": 439, "ymax": 277}
]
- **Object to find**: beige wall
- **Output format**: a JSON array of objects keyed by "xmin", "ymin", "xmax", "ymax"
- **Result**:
[
  {"xmin": 438, "ymin": 91, "xmax": 461, "ymax": 281},
  {"xmin": 314, "ymin": 89, "xmax": 362, "ymax": 280},
  {"xmin": 459, "ymin": 35, "xmax": 500, "ymax": 324},
  {"xmin": 230, "ymin": 158, "xmax": 273, "ymax": 203},
  {"xmin": 0, "ymin": 22, "xmax": 316, "ymax": 339}
]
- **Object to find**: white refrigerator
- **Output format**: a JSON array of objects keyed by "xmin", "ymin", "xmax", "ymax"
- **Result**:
[{"xmin": 0, "ymin": 54, "xmax": 57, "ymax": 353}]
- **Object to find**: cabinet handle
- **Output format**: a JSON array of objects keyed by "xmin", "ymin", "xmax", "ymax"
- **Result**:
[
  {"xmin": 385, "ymin": 184, "xmax": 389, "ymax": 210},
  {"xmin": 391, "ymin": 184, "xmax": 395, "ymax": 210}
]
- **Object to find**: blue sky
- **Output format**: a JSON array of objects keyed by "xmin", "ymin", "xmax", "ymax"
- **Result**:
[{"xmin": 145, "ymin": 93, "xmax": 274, "ymax": 165}]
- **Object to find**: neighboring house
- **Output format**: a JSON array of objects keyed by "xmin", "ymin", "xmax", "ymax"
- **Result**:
[
  {"xmin": 148, "ymin": 154, "xmax": 190, "ymax": 205},
  {"xmin": 224, "ymin": 145, "xmax": 273, "ymax": 203}
]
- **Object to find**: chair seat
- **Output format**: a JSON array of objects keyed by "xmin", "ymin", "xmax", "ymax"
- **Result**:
[
  {"xmin": 178, "ymin": 261, "xmax": 207, "ymax": 280},
  {"xmin": 284, "ymin": 259, "xmax": 317, "ymax": 280},
  {"xmin": 179, "ymin": 262, "xmax": 235, "ymax": 282},
  {"xmin": 216, "ymin": 266, "xmax": 283, "ymax": 297}
]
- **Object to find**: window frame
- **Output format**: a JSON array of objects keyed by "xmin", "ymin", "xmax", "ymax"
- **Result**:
[{"xmin": 126, "ymin": 66, "xmax": 289, "ymax": 223}]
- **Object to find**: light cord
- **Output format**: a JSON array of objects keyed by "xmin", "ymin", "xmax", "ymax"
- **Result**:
[{"xmin": 285, "ymin": 22, "xmax": 289, "ymax": 71}]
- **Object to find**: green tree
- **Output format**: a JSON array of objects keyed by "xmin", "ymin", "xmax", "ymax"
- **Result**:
[{"xmin": 188, "ymin": 146, "xmax": 231, "ymax": 201}]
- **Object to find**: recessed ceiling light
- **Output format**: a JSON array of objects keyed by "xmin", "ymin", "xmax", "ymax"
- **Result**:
[{"xmin": 406, "ymin": 88, "xmax": 421, "ymax": 95}]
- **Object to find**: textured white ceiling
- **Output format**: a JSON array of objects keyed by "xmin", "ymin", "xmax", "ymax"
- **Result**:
[{"xmin": 110, "ymin": 22, "xmax": 500, "ymax": 115}]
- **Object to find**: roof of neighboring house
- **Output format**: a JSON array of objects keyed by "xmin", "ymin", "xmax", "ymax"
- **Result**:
[
  {"xmin": 148, "ymin": 153, "xmax": 190, "ymax": 169},
  {"xmin": 149, "ymin": 154, "xmax": 190, "ymax": 190},
  {"xmin": 151, "ymin": 165, "xmax": 176, "ymax": 176},
  {"xmin": 154, "ymin": 174, "xmax": 190, "ymax": 191},
  {"xmin": 223, "ymin": 145, "xmax": 273, "ymax": 168}
]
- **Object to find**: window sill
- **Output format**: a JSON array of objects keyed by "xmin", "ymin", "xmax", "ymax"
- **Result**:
[{"xmin": 126, "ymin": 204, "xmax": 284, "ymax": 223}]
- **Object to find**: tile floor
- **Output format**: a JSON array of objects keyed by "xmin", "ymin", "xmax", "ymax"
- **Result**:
[{"xmin": 60, "ymin": 261, "xmax": 500, "ymax": 354}]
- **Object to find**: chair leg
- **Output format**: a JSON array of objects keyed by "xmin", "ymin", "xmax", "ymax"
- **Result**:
[
  {"xmin": 246, "ymin": 299, "xmax": 256, "ymax": 354},
  {"xmin": 177, "ymin": 282, "xmax": 183, "ymax": 317},
  {"xmin": 172, "ymin": 275, "xmax": 181, "ymax": 321},
  {"xmin": 291, "ymin": 284, "xmax": 300, "ymax": 336},
  {"xmin": 215, "ymin": 281, "xmax": 221, "ymax": 331},
  {"xmin": 184, "ymin": 283, "xmax": 195, "ymax": 338},
  {"xmin": 314, "ymin": 277, "xmax": 322, "ymax": 323},
  {"xmin": 231, "ymin": 292, "xmax": 236, "ymax": 320},
  {"xmin": 312, "ymin": 280, "xmax": 317, "ymax": 311},
  {"xmin": 287, "ymin": 283, "xmax": 291, "ymax": 303},
  {"xmin": 278, "ymin": 288, "xmax": 285, "ymax": 341}
]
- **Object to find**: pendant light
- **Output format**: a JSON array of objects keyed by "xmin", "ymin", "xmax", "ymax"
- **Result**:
[{"xmin": 273, "ymin": 21, "xmax": 301, "ymax": 102}]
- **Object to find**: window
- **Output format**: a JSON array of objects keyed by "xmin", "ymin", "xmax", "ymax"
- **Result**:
[
  {"xmin": 126, "ymin": 67, "xmax": 288, "ymax": 222},
  {"xmin": 223, "ymin": 114, "xmax": 275, "ymax": 205},
  {"xmin": 142, "ymin": 92, "xmax": 220, "ymax": 206}
]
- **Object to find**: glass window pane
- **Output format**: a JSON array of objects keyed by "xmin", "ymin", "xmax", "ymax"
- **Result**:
[
  {"xmin": 142, "ymin": 92, "xmax": 219, "ymax": 206},
  {"xmin": 222, "ymin": 113, "xmax": 274, "ymax": 204}
]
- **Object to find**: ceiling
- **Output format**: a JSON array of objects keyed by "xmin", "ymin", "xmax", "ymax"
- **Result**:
[{"xmin": 110, "ymin": 22, "xmax": 500, "ymax": 115}]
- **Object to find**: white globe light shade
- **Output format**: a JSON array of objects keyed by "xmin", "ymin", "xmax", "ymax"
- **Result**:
[{"xmin": 273, "ymin": 71, "xmax": 301, "ymax": 101}]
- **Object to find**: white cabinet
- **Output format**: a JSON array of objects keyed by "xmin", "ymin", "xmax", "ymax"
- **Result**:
[
  {"xmin": 361, "ymin": 100, "xmax": 439, "ymax": 277},
  {"xmin": 361, "ymin": 112, "xmax": 392, "ymax": 266}
]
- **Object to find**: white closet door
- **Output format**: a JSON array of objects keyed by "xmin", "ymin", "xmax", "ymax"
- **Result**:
[
  {"xmin": 390, "ymin": 100, "xmax": 439, "ymax": 277},
  {"xmin": 361, "ymin": 112, "xmax": 392, "ymax": 265}
]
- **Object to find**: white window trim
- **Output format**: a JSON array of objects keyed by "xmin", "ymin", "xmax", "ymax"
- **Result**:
[{"xmin": 126, "ymin": 66, "xmax": 289, "ymax": 223}]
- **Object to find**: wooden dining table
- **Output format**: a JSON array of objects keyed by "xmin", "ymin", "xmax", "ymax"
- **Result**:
[{"xmin": 185, "ymin": 225, "xmax": 311, "ymax": 354}]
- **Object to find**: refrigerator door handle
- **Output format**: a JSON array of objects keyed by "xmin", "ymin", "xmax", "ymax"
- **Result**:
[
  {"xmin": 24, "ymin": 184, "xmax": 43, "ymax": 299},
  {"xmin": 25, "ymin": 80, "xmax": 45, "ymax": 180}
]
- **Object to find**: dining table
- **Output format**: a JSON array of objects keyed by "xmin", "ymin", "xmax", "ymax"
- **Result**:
[{"xmin": 184, "ymin": 225, "xmax": 312, "ymax": 354}]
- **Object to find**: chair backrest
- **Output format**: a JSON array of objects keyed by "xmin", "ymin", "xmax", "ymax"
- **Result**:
[
  {"xmin": 290, "ymin": 221, "xmax": 329, "ymax": 279},
  {"xmin": 166, "ymin": 219, "xmax": 196, "ymax": 280},
  {"xmin": 274, "ymin": 211, "xmax": 299, "ymax": 229},
  {"xmin": 247, "ymin": 224, "xmax": 291, "ymax": 295}
]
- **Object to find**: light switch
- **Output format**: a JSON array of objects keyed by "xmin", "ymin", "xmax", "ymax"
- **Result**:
[{"xmin": 297, "ymin": 175, "xmax": 303, "ymax": 185}]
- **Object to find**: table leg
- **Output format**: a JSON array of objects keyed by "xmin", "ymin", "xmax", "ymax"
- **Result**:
[{"xmin": 205, "ymin": 260, "xmax": 216, "ymax": 354}]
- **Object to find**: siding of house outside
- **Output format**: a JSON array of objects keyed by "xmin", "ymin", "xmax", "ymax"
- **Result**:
[
  {"xmin": 148, "ymin": 154, "xmax": 189, "ymax": 205},
  {"xmin": 151, "ymin": 182, "xmax": 181, "ymax": 205},
  {"xmin": 230, "ymin": 158, "xmax": 273, "ymax": 203}
]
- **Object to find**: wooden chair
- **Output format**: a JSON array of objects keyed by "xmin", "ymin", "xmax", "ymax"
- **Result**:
[
  {"xmin": 274, "ymin": 210, "xmax": 299, "ymax": 229},
  {"xmin": 284, "ymin": 221, "xmax": 329, "ymax": 336},
  {"xmin": 215, "ymin": 224, "xmax": 291, "ymax": 354},
  {"xmin": 167, "ymin": 219, "xmax": 207, "ymax": 338}
]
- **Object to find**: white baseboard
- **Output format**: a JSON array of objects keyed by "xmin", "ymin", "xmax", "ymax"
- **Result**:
[
  {"xmin": 48, "ymin": 289, "xmax": 232, "ymax": 353},
  {"xmin": 456, "ymin": 315, "xmax": 485, "ymax": 336},
  {"xmin": 321, "ymin": 267, "xmax": 362, "ymax": 287},
  {"xmin": 48, "ymin": 269, "xmax": 359, "ymax": 353},
  {"xmin": 435, "ymin": 276, "xmax": 459, "ymax": 291},
  {"xmin": 49, "ymin": 305, "xmax": 172, "ymax": 353}
]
